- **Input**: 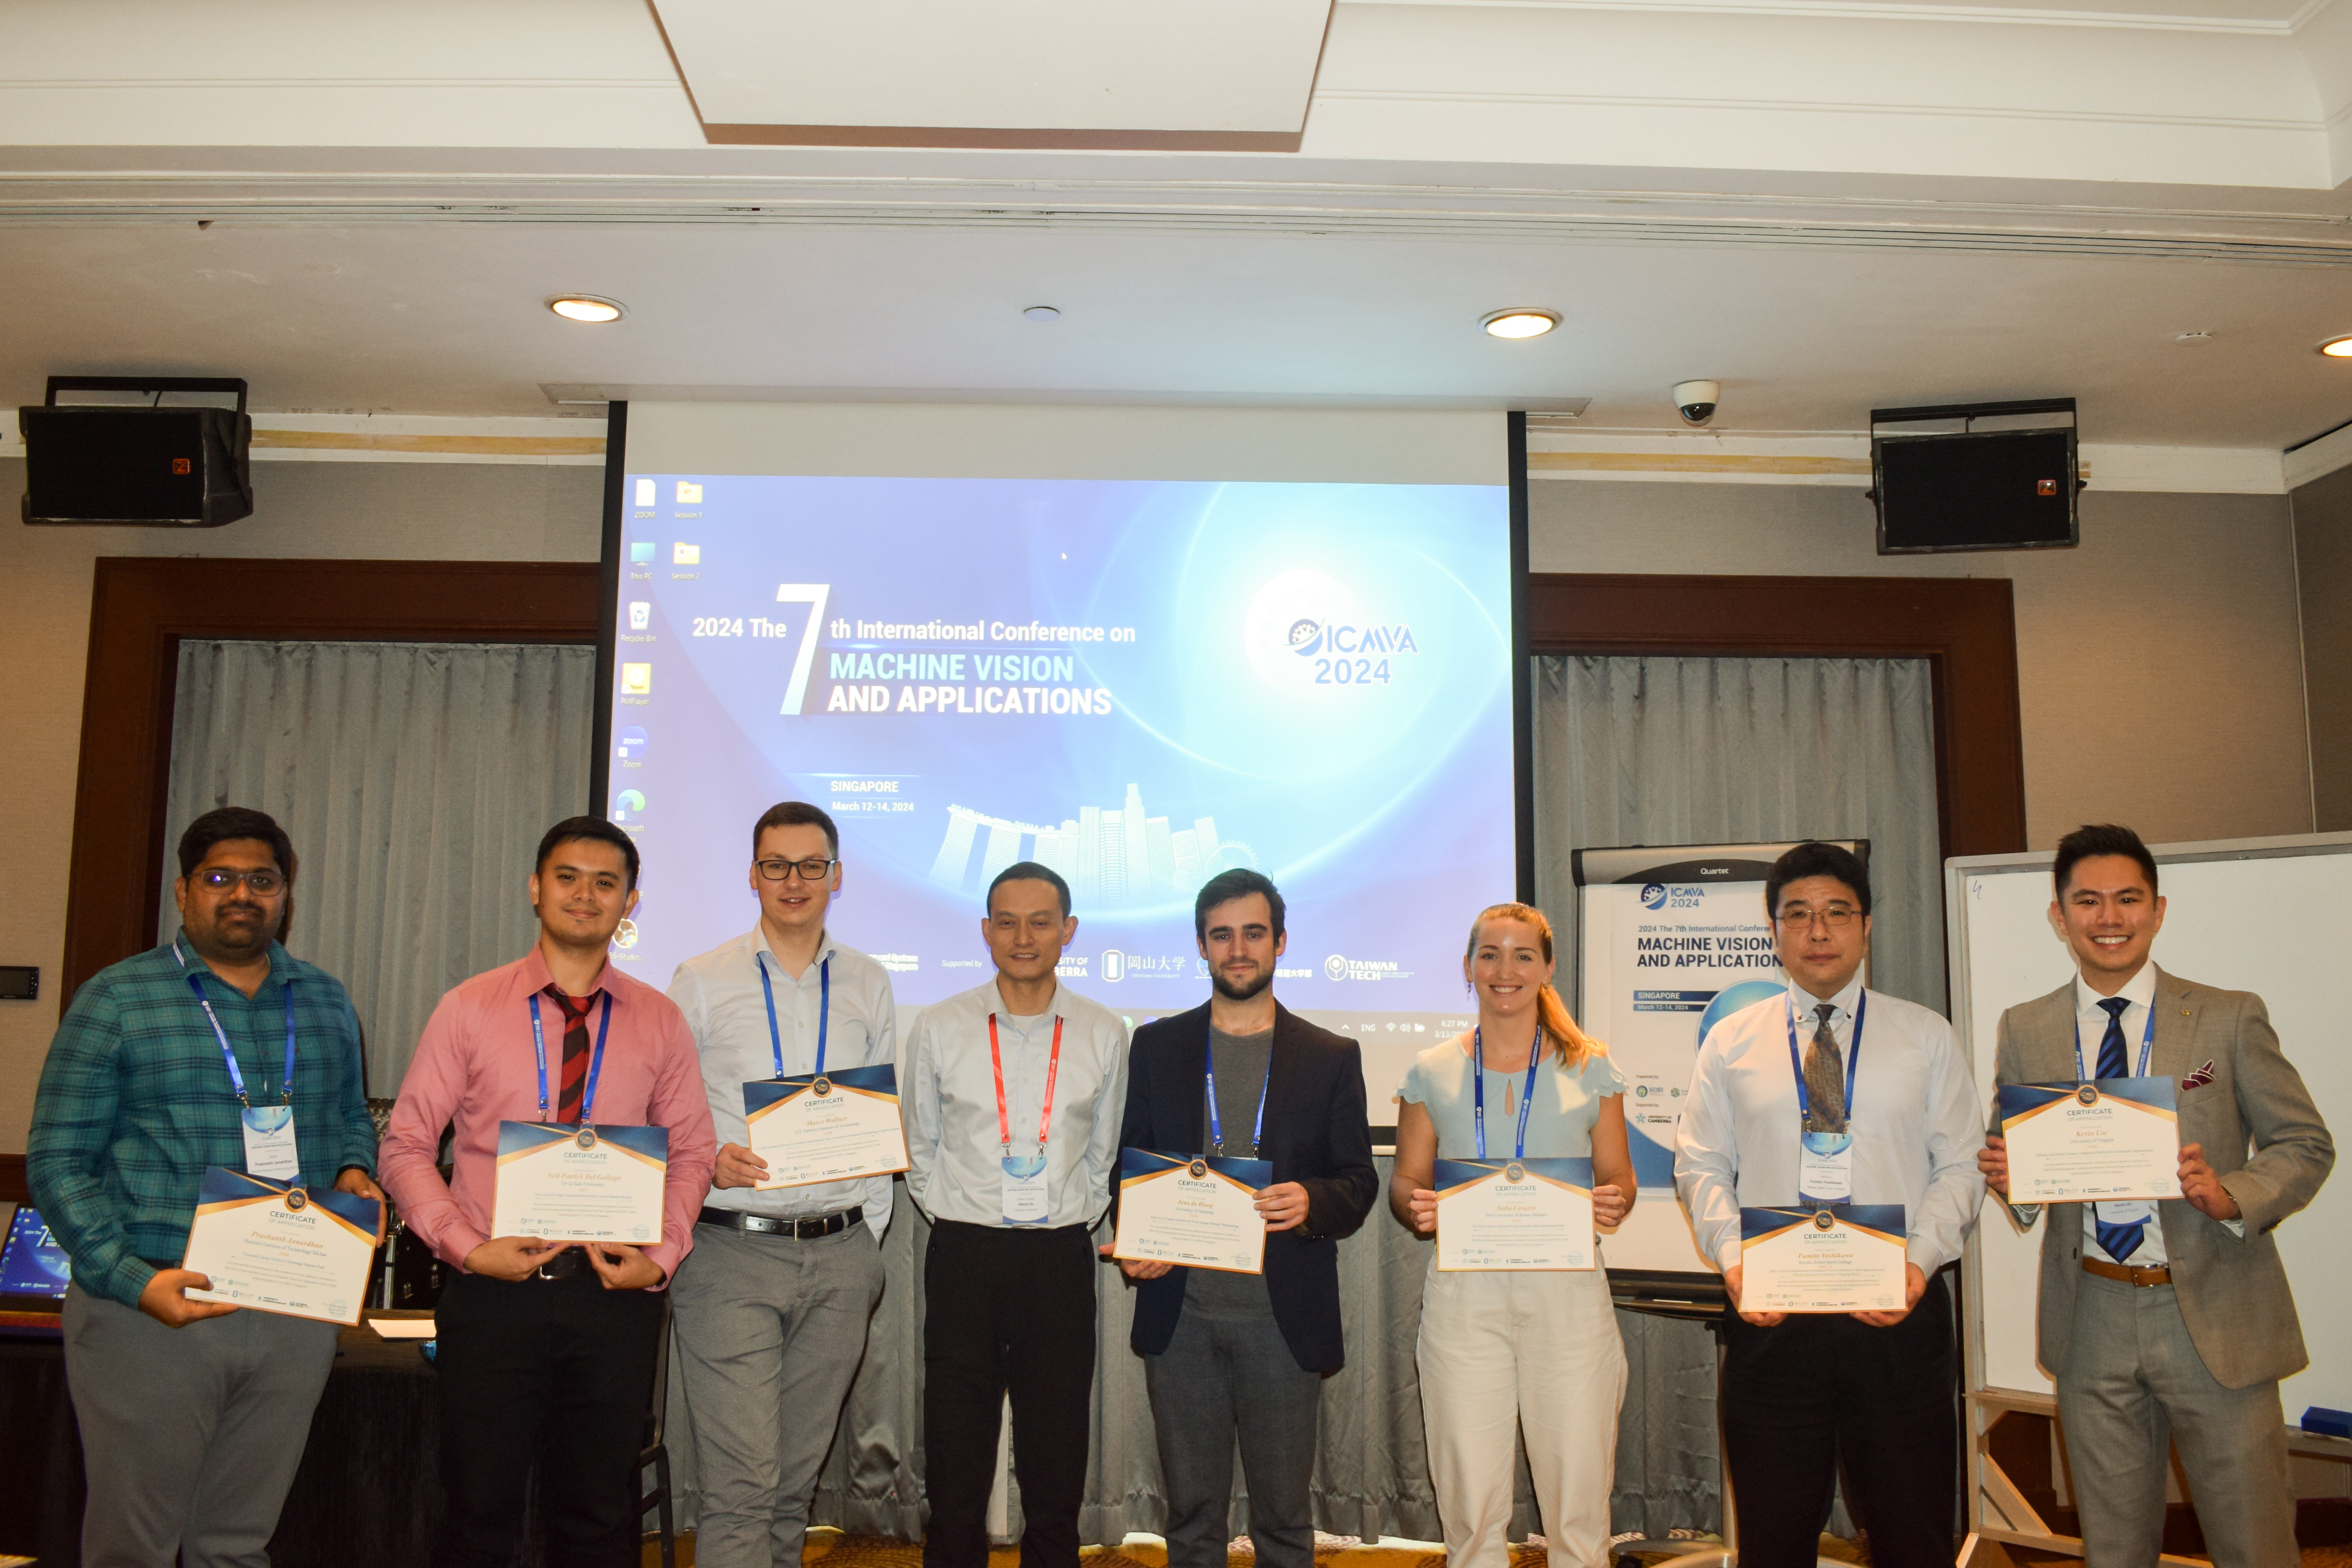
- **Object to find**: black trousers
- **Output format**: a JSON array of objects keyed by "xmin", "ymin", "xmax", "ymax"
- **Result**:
[
  {"xmin": 922, "ymin": 1220, "xmax": 1097, "ymax": 1568},
  {"xmin": 1720, "ymin": 1272, "xmax": 1957, "ymax": 1568},
  {"xmin": 432, "ymin": 1268, "xmax": 665, "ymax": 1568}
]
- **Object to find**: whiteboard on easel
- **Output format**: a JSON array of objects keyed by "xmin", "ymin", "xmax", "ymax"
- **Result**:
[{"xmin": 1947, "ymin": 833, "xmax": 2352, "ymax": 1419}]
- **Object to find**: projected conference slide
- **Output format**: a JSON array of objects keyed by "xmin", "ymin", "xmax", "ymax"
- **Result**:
[{"xmin": 603, "ymin": 473, "xmax": 1513, "ymax": 1101}]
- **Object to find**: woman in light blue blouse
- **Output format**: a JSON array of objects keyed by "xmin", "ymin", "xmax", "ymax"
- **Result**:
[{"xmin": 1392, "ymin": 902, "xmax": 1633, "ymax": 1568}]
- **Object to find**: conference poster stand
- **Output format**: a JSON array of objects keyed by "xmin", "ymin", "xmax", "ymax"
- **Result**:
[
  {"xmin": 1574, "ymin": 840, "xmax": 1868, "ymax": 1568},
  {"xmin": 1945, "ymin": 835, "xmax": 2352, "ymax": 1565}
]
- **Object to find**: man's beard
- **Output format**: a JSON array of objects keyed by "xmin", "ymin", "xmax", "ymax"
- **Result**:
[{"xmin": 1211, "ymin": 967, "xmax": 1273, "ymax": 1003}]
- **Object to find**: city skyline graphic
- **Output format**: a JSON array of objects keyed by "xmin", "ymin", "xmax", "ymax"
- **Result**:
[{"xmin": 928, "ymin": 784, "xmax": 1259, "ymax": 909}]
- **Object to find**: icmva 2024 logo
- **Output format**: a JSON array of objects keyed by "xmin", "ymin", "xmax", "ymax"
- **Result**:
[
  {"xmin": 1641, "ymin": 883, "xmax": 1668, "ymax": 909},
  {"xmin": 1286, "ymin": 618, "xmax": 1419, "ymax": 658}
]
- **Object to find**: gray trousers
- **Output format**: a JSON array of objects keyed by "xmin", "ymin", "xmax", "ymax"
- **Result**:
[
  {"xmin": 2058, "ymin": 1274, "xmax": 2299, "ymax": 1568},
  {"xmin": 671, "ymin": 1220, "xmax": 886, "ymax": 1568},
  {"xmin": 62, "ymin": 1281, "xmax": 340, "ymax": 1568},
  {"xmin": 1144, "ymin": 1305, "xmax": 1323, "ymax": 1568}
]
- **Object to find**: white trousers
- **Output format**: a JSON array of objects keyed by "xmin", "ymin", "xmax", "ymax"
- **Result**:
[{"xmin": 1416, "ymin": 1262, "xmax": 1628, "ymax": 1568}]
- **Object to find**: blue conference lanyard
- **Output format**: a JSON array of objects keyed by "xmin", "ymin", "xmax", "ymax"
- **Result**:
[
  {"xmin": 1204, "ymin": 1036, "xmax": 1274, "ymax": 1158},
  {"xmin": 173, "ymin": 938, "xmax": 295, "ymax": 1108},
  {"xmin": 1471, "ymin": 1028, "xmax": 1543, "ymax": 1161},
  {"xmin": 528, "ymin": 991, "xmax": 614, "ymax": 1124},
  {"xmin": 1784, "ymin": 989, "xmax": 1865, "ymax": 1127},
  {"xmin": 2073, "ymin": 1001, "xmax": 2156, "ymax": 1080},
  {"xmin": 758, "ymin": 957, "xmax": 830, "ymax": 1078}
]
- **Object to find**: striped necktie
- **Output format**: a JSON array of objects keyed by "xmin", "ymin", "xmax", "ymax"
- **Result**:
[
  {"xmin": 544, "ymin": 986, "xmax": 594, "ymax": 1124},
  {"xmin": 2091, "ymin": 996, "xmax": 2147, "ymax": 1263}
]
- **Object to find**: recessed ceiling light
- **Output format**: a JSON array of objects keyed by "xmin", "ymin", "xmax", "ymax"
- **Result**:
[
  {"xmin": 1023, "ymin": 305, "xmax": 1061, "ymax": 321},
  {"xmin": 2322, "ymin": 335, "xmax": 2352, "ymax": 358},
  {"xmin": 1481, "ymin": 308, "xmax": 1559, "ymax": 340},
  {"xmin": 2174, "ymin": 331, "xmax": 2213, "ymax": 345},
  {"xmin": 549, "ymin": 295, "xmax": 625, "ymax": 323}
]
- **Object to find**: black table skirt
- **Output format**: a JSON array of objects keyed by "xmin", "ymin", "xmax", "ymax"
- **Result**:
[{"xmin": 0, "ymin": 1316, "xmax": 543, "ymax": 1567}]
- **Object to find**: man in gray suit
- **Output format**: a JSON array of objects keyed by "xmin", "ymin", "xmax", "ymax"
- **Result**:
[{"xmin": 1980, "ymin": 823, "xmax": 2333, "ymax": 1568}]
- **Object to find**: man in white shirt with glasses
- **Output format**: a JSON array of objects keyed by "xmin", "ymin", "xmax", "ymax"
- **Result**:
[
  {"xmin": 667, "ymin": 801, "xmax": 899, "ymax": 1568},
  {"xmin": 1674, "ymin": 840, "xmax": 1984, "ymax": 1568}
]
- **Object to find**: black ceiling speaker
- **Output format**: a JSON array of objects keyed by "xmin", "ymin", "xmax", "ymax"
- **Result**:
[
  {"xmin": 1871, "ymin": 396, "xmax": 2077, "ymax": 555},
  {"xmin": 20, "ymin": 376, "xmax": 254, "ymax": 527}
]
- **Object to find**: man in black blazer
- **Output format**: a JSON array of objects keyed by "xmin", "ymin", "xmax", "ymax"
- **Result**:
[{"xmin": 1105, "ymin": 869, "xmax": 1377, "ymax": 1568}]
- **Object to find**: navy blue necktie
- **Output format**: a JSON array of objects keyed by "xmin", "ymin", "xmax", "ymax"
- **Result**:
[{"xmin": 2091, "ymin": 997, "xmax": 2146, "ymax": 1262}]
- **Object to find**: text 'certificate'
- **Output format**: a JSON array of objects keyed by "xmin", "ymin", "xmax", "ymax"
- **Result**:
[
  {"xmin": 1435, "ymin": 1157, "xmax": 1596, "ymax": 1271},
  {"xmin": 491, "ymin": 1122, "xmax": 668, "ymax": 1244},
  {"xmin": 1739, "ymin": 1204, "xmax": 1907, "ymax": 1313},
  {"xmin": 1112, "ymin": 1149, "xmax": 1271, "ymax": 1274},
  {"xmin": 182, "ymin": 1167, "xmax": 381, "ymax": 1325},
  {"xmin": 1998, "ymin": 1078, "xmax": 2182, "ymax": 1204},
  {"xmin": 744, "ymin": 1064, "xmax": 908, "ymax": 1189}
]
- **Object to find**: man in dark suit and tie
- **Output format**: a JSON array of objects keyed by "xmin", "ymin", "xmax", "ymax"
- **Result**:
[
  {"xmin": 1105, "ymin": 869, "xmax": 1378, "ymax": 1568},
  {"xmin": 1980, "ymin": 823, "xmax": 2333, "ymax": 1568}
]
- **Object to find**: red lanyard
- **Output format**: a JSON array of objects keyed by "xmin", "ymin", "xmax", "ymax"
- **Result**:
[{"xmin": 987, "ymin": 1013, "xmax": 1064, "ymax": 1152}]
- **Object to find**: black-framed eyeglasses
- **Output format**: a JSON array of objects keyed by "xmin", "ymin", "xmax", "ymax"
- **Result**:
[
  {"xmin": 756, "ymin": 856, "xmax": 838, "ymax": 883},
  {"xmin": 1776, "ymin": 905, "xmax": 1859, "ymax": 929},
  {"xmin": 194, "ymin": 867, "xmax": 285, "ymax": 895}
]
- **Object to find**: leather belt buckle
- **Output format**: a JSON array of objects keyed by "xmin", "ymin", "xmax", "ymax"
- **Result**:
[
  {"xmin": 2081, "ymin": 1256, "xmax": 2171, "ymax": 1287},
  {"xmin": 532, "ymin": 1247, "xmax": 585, "ymax": 1282}
]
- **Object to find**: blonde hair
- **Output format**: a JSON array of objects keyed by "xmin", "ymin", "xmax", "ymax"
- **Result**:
[{"xmin": 1463, "ymin": 902, "xmax": 1603, "ymax": 1071}]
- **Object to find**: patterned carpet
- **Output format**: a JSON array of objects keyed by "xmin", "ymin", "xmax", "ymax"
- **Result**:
[{"xmin": 631, "ymin": 1527, "xmax": 2352, "ymax": 1568}]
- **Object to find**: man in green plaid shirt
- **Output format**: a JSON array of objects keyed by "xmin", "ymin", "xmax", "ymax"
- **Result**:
[{"xmin": 28, "ymin": 806, "xmax": 382, "ymax": 1566}]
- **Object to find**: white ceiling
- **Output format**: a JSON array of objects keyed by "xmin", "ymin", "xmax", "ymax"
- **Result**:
[
  {"xmin": 649, "ymin": 0, "xmax": 1332, "ymax": 145},
  {"xmin": 0, "ymin": 0, "xmax": 2347, "ymax": 451}
]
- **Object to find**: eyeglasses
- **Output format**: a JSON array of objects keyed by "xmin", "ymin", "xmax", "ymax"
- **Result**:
[
  {"xmin": 756, "ymin": 856, "xmax": 838, "ymax": 883},
  {"xmin": 194, "ymin": 867, "xmax": 284, "ymax": 895},
  {"xmin": 1776, "ymin": 906, "xmax": 1859, "ymax": 929}
]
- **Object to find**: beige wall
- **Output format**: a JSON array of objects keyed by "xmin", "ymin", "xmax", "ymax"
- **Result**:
[
  {"xmin": 0, "ymin": 458, "xmax": 602, "ymax": 1150},
  {"xmin": 1528, "ymin": 479, "xmax": 2316, "ymax": 853},
  {"xmin": 2293, "ymin": 463, "xmax": 2352, "ymax": 832}
]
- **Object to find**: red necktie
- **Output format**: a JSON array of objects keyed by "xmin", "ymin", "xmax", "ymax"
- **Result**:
[{"xmin": 544, "ymin": 986, "xmax": 594, "ymax": 1124}]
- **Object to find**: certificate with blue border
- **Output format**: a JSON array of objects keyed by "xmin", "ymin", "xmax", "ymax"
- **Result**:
[
  {"xmin": 1998, "ymin": 1077, "xmax": 2181, "ymax": 1203},
  {"xmin": 1112, "ymin": 1148, "xmax": 1272, "ymax": 1273},
  {"xmin": 1434, "ymin": 1157, "xmax": 1596, "ymax": 1271},
  {"xmin": 743, "ymin": 1065, "xmax": 908, "ymax": 1189},
  {"xmin": 490, "ymin": 1122, "xmax": 668, "ymax": 1244},
  {"xmin": 1739, "ymin": 1204, "xmax": 1906, "ymax": 1313},
  {"xmin": 182, "ymin": 1166, "xmax": 381, "ymax": 1325}
]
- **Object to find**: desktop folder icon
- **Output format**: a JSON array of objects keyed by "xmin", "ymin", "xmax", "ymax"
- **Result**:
[
  {"xmin": 676, "ymin": 482, "xmax": 703, "ymax": 503},
  {"xmin": 620, "ymin": 664, "xmax": 652, "ymax": 696},
  {"xmin": 673, "ymin": 543, "xmax": 700, "ymax": 565},
  {"xmin": 628, "ymin": 542, "xmax": 655, "ymax": 564}
]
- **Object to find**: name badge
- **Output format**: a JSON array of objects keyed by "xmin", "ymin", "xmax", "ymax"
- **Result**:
[
  {"xmin": 1797, "ymin": 1130, "xmax": 1853, "ymax": 1204},
  {"xmin": 1001, "ymin": 1153, "xmax": 1049, "ymax": 1226},
  {"xmin": 241, "ymin": 1105, "xmax": 302, "ymax": 1180}
]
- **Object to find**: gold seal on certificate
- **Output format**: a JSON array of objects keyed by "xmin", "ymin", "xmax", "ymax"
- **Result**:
[
  {"xmin": 1112, "ymin": 1149, "xmax": 1271, "ymax": 1274},
  {"xmin": 1738, "ymin": 1204, "xmax": 1908, "ymax": 1313},
  {"xmin": 181, "ymin": 1167, "xmax": 382, "ymax": 1325},
  {"xmin": 743, "ymin": 1064, "xmax": 908, "ymax": 1189},
  {"xmin": 1997, "ymin": 1078, "xmax": 2182, "ymax": 1204},
  {"xmin": 1434, "ymin": 1157, "xmax": 1597, "ymax": 1271},
  {"xmin": 491, "ymin": 1121, "xmax": 669, "ymax": 1243}
]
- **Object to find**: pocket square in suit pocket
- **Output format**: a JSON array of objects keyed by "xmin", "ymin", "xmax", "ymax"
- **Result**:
[{"xmin": 2178, "ymin": 1060, "xmax": 2217, "ymax": 1092}]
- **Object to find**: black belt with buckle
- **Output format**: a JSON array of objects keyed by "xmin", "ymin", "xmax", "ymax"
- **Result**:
[
  {"xmin": 530, "ymin": 1247, "xmax": 587, "ymax": 1281},
  {"xmin": 699, "ymin": 1205, "xmax": 862, "ymax": 1240}
]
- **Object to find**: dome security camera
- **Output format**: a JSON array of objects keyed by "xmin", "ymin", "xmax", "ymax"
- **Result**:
[{"xmin": 1673, "ymin": 379, "xmax": 1720, "ymax": 426}]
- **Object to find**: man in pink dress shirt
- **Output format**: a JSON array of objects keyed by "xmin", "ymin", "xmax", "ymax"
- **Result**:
[{"xmin": 382, "ymin": 816, "xmax": 717, "ymax": 1568}]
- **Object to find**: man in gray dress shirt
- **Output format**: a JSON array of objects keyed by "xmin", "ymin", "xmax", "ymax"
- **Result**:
[
  {"xmin": 904, "ymin": 861, "xmax": 1129, "ymax": 1568},
  {"xmin": 667, "ymin": 801, "xmax": 899, "ymax": 1568}
]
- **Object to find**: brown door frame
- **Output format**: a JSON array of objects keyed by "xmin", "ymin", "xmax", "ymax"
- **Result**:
[
  {"xmin": 56, "ymin": 557, "xmax": 602, "ymax": 1012},
  {"xmin": 1524, "ymin": 573, "xmax": 2029, "ymax": 863}
]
